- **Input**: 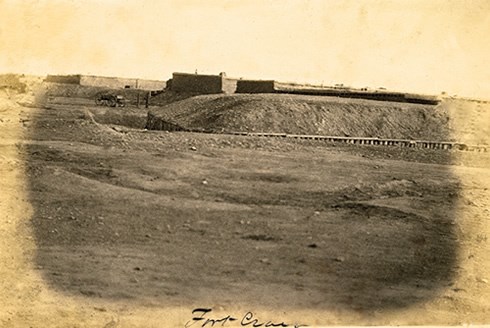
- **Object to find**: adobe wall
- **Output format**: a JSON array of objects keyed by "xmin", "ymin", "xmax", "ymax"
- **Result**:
[
  {"xmin": 80, "ymin": 75, "xmax": 137, "ymax": 89},
  {"xmin": 81, "ymin": 75, "xmax": 166, "ymax": 90},
  {"xmin": 45, "ymin": 75, "xmax": 81, "ymax": 84},
  {"xmin": 45, "ymin": 75, "xmax": 165, "ymax": 91},
  {"xmin": 236, "ymin": 80, "xmax": 276, "ymax": 93},
  {"xmin": 137, "ymin": 79, "xmax": 166, "ymax": 91},
  {"xmin": 171, "ymin": 73, "xmax": 223, "ymax": 94}
]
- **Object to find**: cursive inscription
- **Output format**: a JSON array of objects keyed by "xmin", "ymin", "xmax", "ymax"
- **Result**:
[{"xmin": 185, "ymin": 308, "xmax": 306, "ymax": 328}]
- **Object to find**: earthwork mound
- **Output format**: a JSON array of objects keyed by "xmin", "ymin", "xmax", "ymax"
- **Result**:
[{"xmin": 147, "ymin": 93, "xmax": 453, "ymax": 140}]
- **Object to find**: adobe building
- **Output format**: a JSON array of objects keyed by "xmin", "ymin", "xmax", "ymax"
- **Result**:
[
  {"xmin": 45, "ymin": 74, "xmax": 166, "ymax": 91},
  {"xmin": 169, "ymin": 72, "xmax": 237, "ymax": 94}
]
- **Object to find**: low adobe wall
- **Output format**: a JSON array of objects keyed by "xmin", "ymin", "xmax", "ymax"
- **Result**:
[
  {"xmin": 235, "ymin": 80, "xmax": 276, "ymax": 93},
  {"xmin": 45, "ymin": 75, "xmax": 165, "ymax": 91},
  {"xmin": 45, "ymin": 75, "xmax": 81, "ymax": 84},
  {"xmin": 80, "ymin": 75, "xmax": 135, "ymax": 89},
  {"xmin": 236, "ymin": 79, "xmax": 439, "ymax": 104},
  {"xmin": 136, "ymin": 79, "xmax": 166, "ymax": 91},
  {"xmin": 80, "ymin": 76, "xmax": 165, "ymax": 90},
  {"xmin": 279, "ymin": 88, "xmax": 407, "ymax": 102}
]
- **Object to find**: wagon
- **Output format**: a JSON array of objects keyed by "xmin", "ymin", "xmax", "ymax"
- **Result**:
[{"xmin": 95, "ymin": 92, "xmax": 125, "ymax": 107}]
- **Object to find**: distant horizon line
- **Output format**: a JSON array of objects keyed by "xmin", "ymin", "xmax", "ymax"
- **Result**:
[{"xmin": 2, "ymin": 70, "xmax": 488, "ymax": 102}]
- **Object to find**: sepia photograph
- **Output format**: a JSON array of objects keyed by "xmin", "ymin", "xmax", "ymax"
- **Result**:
[{"xmin": 0, "ymin": 0, "xmax": 489, "ymax": 327}]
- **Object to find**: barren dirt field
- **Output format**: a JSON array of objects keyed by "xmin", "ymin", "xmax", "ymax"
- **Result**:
[{"xmin": 1, "ymin": 94, "xmax": 490, "ymax": 327}]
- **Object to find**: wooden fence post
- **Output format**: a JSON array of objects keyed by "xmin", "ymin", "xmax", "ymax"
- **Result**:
[{"xmin": 145, "ymin": 92, "xmax": 150, "ymax": 108}]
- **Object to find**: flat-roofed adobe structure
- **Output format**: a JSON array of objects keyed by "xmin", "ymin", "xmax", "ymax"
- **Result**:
[{"xmin": 169, "ymin": 72, "xmax": 237, "ymax": 94}]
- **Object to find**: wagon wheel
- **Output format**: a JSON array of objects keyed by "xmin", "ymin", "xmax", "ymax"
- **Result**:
[
  {"xmin": 117, "ymin": 97, "xmax": 126, "ymax": 107},
  {"xmin": 94, "ymin": 91, "xmax": 106, "ymax": 106},
  {"xmin": 108, "ymin": 96, "xmax": 117, "ymax": 107},
  {"xmin": 95, "ymin": 96, "xmax": 104, "ymax": 106}
]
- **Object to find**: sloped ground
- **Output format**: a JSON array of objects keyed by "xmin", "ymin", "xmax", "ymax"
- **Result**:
[
  {"xmin": 147, "ymin": 93, "xmax": 453, "ymax": 140},
  {"xmin": 147, "ymin": 93, "xmax": 490, "ymax": 145},
  {"xmin": 149, "ymin": 89, "xmax": 203, "ymax": 106}
]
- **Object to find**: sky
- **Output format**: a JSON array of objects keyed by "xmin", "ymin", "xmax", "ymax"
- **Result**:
[{"xmin": 0, "ymin": 0, "xmax": 489, "ymax": 98}]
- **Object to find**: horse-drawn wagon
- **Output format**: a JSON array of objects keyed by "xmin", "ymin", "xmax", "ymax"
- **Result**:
[{"xmin": 95, "ymin": 92, "xmax": 125, "ymax": 107}]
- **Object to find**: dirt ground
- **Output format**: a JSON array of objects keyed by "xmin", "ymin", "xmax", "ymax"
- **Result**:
[{"xmin": 1, "ymin": 94, "xmax": 490, "ymax": 327}]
